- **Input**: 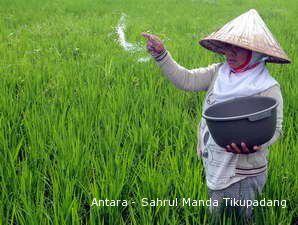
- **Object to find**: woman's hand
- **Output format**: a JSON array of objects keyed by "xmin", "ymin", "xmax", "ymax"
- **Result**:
[
  {"xmin": 141, "ymin": 32, "xmax": 165, "ymax": 56},
  {"xmin": 225, "ymin": 142, "xmax": 262, "ymax": 154}
]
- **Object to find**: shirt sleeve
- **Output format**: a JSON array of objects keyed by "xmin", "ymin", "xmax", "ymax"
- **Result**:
[
  {"xmin": 260, "ymin": 84, "xmax": 283, "ymax": 149},
  {"xmin": 153, "ymin": 50, "xmax": 221, "ymax": 92}
]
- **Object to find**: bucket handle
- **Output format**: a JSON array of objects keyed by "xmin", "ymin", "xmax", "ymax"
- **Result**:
[{"xmin": 248, "ymin": 110, "xmax": 271, "ymax": 122}]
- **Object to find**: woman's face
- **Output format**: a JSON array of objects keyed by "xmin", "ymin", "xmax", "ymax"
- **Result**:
[{"xmin": 222, "ymin": 43, "xmax": 251, "ymax": 68}]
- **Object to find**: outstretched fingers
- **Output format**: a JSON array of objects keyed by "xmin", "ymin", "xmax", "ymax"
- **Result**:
[
  {"xmin": 141, "ymin": 32, "xmax": 151, "ymax": 40},
  {"xmin": 142, "ymin": 32, "xmax": 160, "ymax": 44}
]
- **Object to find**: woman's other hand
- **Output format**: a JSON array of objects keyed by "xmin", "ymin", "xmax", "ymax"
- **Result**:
[
  {"xmin": 225, "ymin": 142, "xmax": 262, "ymax": 154},
  {"xmin": 141, "ymin": 32, "xmax": 165, "ymax": 57}
]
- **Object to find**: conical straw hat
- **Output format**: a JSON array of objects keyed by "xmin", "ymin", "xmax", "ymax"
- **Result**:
[{"xmin": 199, "ymin": 9, "xmax": 291, "ymax": 64}]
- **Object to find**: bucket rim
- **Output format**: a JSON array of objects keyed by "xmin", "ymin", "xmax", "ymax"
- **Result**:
[{"xmin": 202, "ymin": 96, "xmax": 278, "ymax": 121}]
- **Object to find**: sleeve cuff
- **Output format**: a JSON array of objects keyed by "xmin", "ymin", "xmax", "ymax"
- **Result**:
[{"xmin": 153, "ymin": 49, "xmax": 168, "ymax": 62}]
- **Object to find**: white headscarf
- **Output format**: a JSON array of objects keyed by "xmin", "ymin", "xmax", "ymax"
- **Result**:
[{"xmin": 213, "ymin": 51, "xmax": 277, "ymax": 103}]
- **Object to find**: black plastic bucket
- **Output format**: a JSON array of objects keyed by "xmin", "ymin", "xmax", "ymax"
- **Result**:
[{"xmin": 202, "ymin": 96, "xmax": 278, "ymax": 149}]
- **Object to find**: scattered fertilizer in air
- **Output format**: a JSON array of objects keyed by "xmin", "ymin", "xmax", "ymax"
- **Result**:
[
  {"xmin": 115, "ymin": 13, "xmax": 151, "ymax": 63},
  {"xmin": 116, "ymin": 14, "xmax": 143, "ymax": 52},
  {"xmin": 137, "ymin": 56, "xmax": 151, "ymax": 63}
]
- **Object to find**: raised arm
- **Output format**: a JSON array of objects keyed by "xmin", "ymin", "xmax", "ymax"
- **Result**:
[
  {"xmin": 141, "ymin": 32, "xmax": 221, "ymax": 92},
  {"xmin": 154, "ymin": 50, "xmax": 221, "ymax": 92}
]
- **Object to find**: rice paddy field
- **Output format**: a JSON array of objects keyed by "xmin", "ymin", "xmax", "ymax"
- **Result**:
[{"xmin": 0, "ymin": 0, "xmax": 298, "ymax": 224}]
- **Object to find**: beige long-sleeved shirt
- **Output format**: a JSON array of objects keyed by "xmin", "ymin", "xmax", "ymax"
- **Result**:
[{"xmin": 154, "ymin": 50, "xmax": 283, "ymax": 190}]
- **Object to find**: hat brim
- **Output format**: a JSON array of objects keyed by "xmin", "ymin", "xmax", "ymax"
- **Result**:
[{"xmin": 199, "ymin": 38, "xmax": 291, "ymax": 64}]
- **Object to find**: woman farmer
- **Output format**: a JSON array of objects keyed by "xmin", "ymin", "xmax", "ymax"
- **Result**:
[{"xmin": 141, "ymin": 9, "xmax": 290, "ymax": 223}]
